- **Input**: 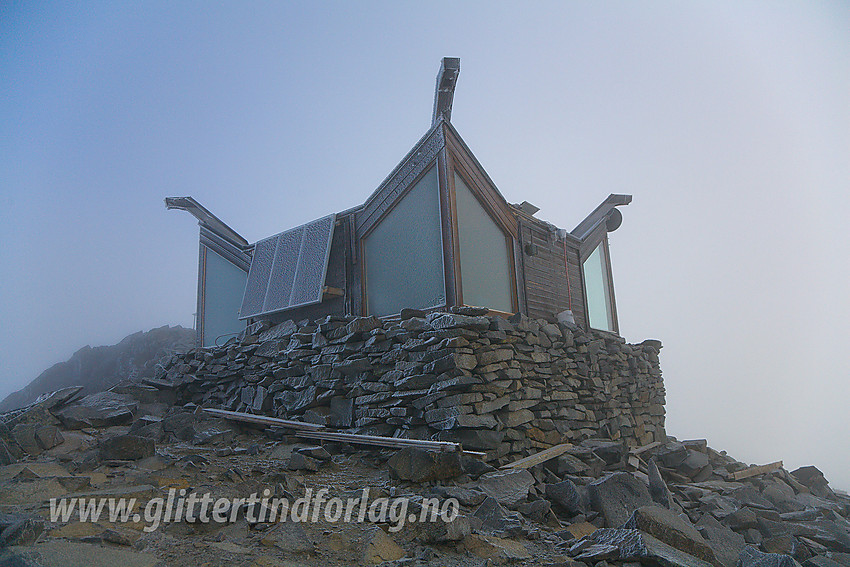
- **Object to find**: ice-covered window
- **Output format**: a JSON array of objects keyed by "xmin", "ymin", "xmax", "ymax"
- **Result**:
[{"xmin": 363, "ymin": 166, "xmax": 446, "ymax": 316}]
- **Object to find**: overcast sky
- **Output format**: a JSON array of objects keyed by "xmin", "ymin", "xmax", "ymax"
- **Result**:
[{"xmin": 1, "ymin": 2, "xmax": 848, "ymax": 488}]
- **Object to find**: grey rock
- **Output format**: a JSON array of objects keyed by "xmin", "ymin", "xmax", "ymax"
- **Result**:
[
  {"xmin": 427, "ymin": 486, "xmax": 487, "ymax": 507},
  {"xmin": 546, "ymin": 479, "xmax": 586, "ymax": 516},
  {"xmin": 412, "ymin": 513, "xmax": 472, "ymax": 543},
  {"xmin": 791, "ymin": 467, "xmax": 835, "ymax": 499},
  {"xmin": 0, "ymin": 517, "xmax": 44, "ymax": 547},
  {"xmin": 588, "ymin": 472, "xmax": 653, "ymax": 528},
  {"xmin": 648, "ymin": 458, "xmax": 674, "ymax": 508},
  {"xmin": 295, "ymin": 446, "xmax": 331, "ymax": 461},
  {"xmin": 518, "ymin": 499, "xmax": 551, "ymax": 523},
  {"xmin": 803, "ymin": 557, "xmax": 845, "ymax": 567},
  {"xmin": 739, "ymin": 545, "xmax": 801, "ymax": 567},
  {"xmin": 570, "ymin": 528, "xmax": 714, "ymax": 567},
  {"xmin": 622, "ymin": 506, "xmax": 718, "ymax": 566},
  {"xmin": 258, "ymin": 319, "xmax": 297, "ymax": 342},
  {"xmin": 160, "ymin": 411, "xmax": 196, "ymax": 441},
  {"xmin": 657, "ymin": 442, "xmax": 689, "ymax": 469},
  {"xmin": 98, "ymin": 435, "xmax": 155, "ymax": 461},
  {"xmin": 287, "ymin": 452, "xmax": 320, "ymax": 472},
  {"xmin": 52, "ymin": 392, "xmax": 138, "ymax": 429},
  {"xmin": 386, "ymin": 448, "xmax": 463, "ymax": 483},
  {"xmin": 10, "ymin": 425, "xmax": 41, "ymax": 456},
  {"xmin": 328, "ymin": 396, "xmax": 353, "ymax": 428},
  {"xmin": 582, "ymin": 439, "xmax": 627, "ymax": 466},
  {"xmin": 33, "ymin": 426, "xmax": 63, "ymax": 451},
  {"xmin": 473, "ymin": 497, "xmax": 517, "ymax": 531},
  {"xmin": 475, "ymin": 469, "xmax": 535, "ymax": 508},
  {"xmin": 427, "ymin": 313, "xmax": 490, "ymax": 331},
  {"xmin": 679, "ymin": 450, "xmax": 711, "ymax": 478},
  {"xmin": 696, "ymin": 513, "xmax": 747, "ymax": 567},
  {"xmin": 459, "ymin": 454, "xmax": 496, "ymax": 479}
]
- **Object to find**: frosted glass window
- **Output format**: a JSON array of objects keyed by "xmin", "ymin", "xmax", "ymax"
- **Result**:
[
  {"xmin": 203, "ymin": 247, "xmax": 248, "ymax": 346},
  {"xmin": 583, "ymin": 241, "xmax": 614, "ymax": 331},
  {"xmin": 364, "ymin": 166, "xmax": 445, "ymax": 316},
  {"xmin": 454, "ymin": 173, "xmax": 514, "ymax": 313}
]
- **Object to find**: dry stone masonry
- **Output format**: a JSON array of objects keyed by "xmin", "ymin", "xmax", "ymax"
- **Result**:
[{"xmin": 159, "ymin": 308, "xmax": 666, "ymax": 462}]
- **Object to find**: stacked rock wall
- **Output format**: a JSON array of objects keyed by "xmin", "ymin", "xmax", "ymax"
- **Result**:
[{"xmin": 159, "ymin": 311, "xmax": 665, "ymax": 462}]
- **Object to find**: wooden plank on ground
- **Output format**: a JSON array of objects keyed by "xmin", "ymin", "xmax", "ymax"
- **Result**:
[
  {"xmin": 204, "ymin": 407, "xmax": 485, "ymax": 456},
  {"xmin": 630, "ymin": 441, "xmax": 662, "ymax": 456},
  {"xmin": 203, "ymin": 408, "xmax": 326, "ymax": 430},
  {"xmin": 730, "ymin": 461, "xmax": 783, "ymax": 481},
  {"xmin": 500, "ymin": 443, "xmax": 572, "ymax": 470}
]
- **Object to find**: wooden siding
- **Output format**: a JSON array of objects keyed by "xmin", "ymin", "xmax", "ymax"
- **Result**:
[
  {"xmin": 564, "ymin": 240, "xmax": 587, "ymax": 329},
  {"xmin": 519, "ymin": 219, "xmax": 570, "ymax": 322}
]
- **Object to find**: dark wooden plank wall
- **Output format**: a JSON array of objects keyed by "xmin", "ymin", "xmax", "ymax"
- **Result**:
[
  {"xmin": 519, "ymin": 219, "xmax": 570, "ymax": 322},
  {"xmin": 564, "ymin": 241, "xmax": 587, "ymax": 329},
  {"xmin": 518, "ymin": 219, "xmax": 587, "ymax": 328}
]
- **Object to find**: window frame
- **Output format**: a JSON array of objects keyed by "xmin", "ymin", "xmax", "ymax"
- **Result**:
[
  {"xmin": 580, "ymin": 235, "xmax": 619, "ymax": 334},
  {"xmin": 359, "ymin": 162, "xmax": 449, "ymax": 316},
  {"xmin": 445, "ymin": 152, "xmax": 519, "ymax": 315}
]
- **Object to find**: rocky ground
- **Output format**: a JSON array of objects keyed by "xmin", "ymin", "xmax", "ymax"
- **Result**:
[{"xmin": 0, "ymin": 382, "xmax": 848, "ymax": 567}]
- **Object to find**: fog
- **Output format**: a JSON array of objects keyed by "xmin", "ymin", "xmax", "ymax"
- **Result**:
[{"xmin": 1, "ymin": 3, "xmax": 847, "ymax": 488}]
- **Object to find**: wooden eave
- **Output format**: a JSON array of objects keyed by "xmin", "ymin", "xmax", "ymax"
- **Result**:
[
  {"xmin": 442, "ymin": 121, "xmax": 519, "ymax": 239},
  {"xmin": 354, "ymin": 122, "xmax": 446, "ymax": 237}
]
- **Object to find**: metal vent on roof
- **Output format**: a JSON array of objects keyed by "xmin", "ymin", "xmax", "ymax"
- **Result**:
[{"xmin": 239, "ymin": 214, "xmax": 336, "ymax": 319}]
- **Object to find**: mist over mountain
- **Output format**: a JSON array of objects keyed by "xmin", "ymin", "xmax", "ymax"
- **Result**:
[{"xmin": 0, "ymin": 325, "xmax": 194, "ymax": 413}]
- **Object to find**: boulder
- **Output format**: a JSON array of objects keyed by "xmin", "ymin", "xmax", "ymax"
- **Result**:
[
  {"xmin": 582, "ymin": 439, "xmax": 627, "ymax": 466},
  {"xmin": 697, "ymin": 512, "xmax": 747, "ymax": 567},
  {"xmin": 623, "ymin": 506, "xmax": 718, "ymax": 566},
  {"xmin": 386, "ymin": 448, "xmax": 463, "ymax": 483},
  {"xmin": 791, "ymin": 466, "xmax": 834, "ymax": 499},
  {"xmin": 570, "ymin": 528, "xmax": 714, "ymax": 567},
  {"xmin": 52, "ymin": 392, "xmax": 138, "ymax": 429},
  {"xmin": 739, "ymin": 545, "xmax": 801, "ymax": 567},
  {"xmin": 474, "ymin": 469, "xmax": 535, "ymax": 508},
  {"xmin": 461, "ymin": 533, "xmax": 531, "ymax": 563},
  {"xmin": 287, "ymin": 452, "xmax": 320, "ymax": 472},
  {"xmin": 473, "ymin": 496, "xmax": 512, "ymax": 531},
  {"xmin": 588, "ymin": 472, "xmax": 653, "ymax": 527},
  {"xmin": 411, "ymin": 514, "xmax": 472, "ymax": 543},
  {"xmin": 546, "ymin": 479, "xmax": 587, "ymax": 516},
  {"xmin": 648, "ymin": 458, "xmax": 674, "ymax": 508},
  {"xmin": 98, "ymin": 435, "xmax": 155, "ymax": 461}
]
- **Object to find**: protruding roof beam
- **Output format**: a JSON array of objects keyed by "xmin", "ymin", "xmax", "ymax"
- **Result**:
[
  {"xmin": 570, "ymin": 194, "xmax": 632, "ymax": 240},
  {"xmin": 432, "ymin": 57, "xmax": 460, "ymax": 126},
  {"xmin": 165, "ymin": 196, "xmax": 249, "ymax": 249}
]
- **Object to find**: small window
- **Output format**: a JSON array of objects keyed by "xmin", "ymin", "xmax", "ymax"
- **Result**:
[{"xmin": 583, "ymin": 241, "xmax": 615, "ymax": 331}]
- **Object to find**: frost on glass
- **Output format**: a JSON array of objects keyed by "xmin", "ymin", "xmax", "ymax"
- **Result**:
[
  {"xmin": 264, "ymin": 228, "xmax": 302, "ymax": 313},
  {"xmin": 240, "ymin": 237, "xmax": 276, "ymax": 318},
  {"xmin": 583, "ymin": 241, "xmax": 614, "ymax": 331},
  {"xmin": 454, "ymin": 173, "xmax": 513, "ymax": 313},
  {"xmin": 240, "ymin": 214, "xmax": 335, "ymax": 318},
  {"xmin": 203, "ymin": 247, "xmax": 247, "ymax": 347},
  {"xmin": 290, "ymin": 215, "xmax": 335, "ymax": 306},
  {"xmin": 364, "ymin": 165, "xmax": 445, "ymax": 316}
]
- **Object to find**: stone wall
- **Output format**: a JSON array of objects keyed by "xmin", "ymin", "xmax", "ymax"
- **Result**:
[{"xmin": 159, "ymin": 310, "xmax": 665, "ymax": 462}]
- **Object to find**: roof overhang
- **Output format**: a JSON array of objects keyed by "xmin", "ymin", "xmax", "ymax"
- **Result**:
[{"xmin": 165, "ymin": 196, "xmax": 249, "ymax": 249}]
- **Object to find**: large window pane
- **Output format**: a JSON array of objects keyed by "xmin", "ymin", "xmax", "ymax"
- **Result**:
[
  {"xmin": 455, "ymin": 173, "xmax": 514, "ymax": 313},
  {"xmin": 364, "ymin": 166, "xmax": 445, "ymax": 316},
  {"xmin": 203, "ymin": 247, "xmax": 248, "ymax": 346},
  {"xmin": 583, "ymin": 241, "xmax": 614, "ymax": 331}
]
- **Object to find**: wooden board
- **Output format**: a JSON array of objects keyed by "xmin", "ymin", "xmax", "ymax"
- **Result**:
[
  {"xmin": 730, "ymin": 461, "xmax": 783, "ymax": 481},
  {"xmin": 500, "ymin": 443, "xmax": 573, "ymax": 470}
]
